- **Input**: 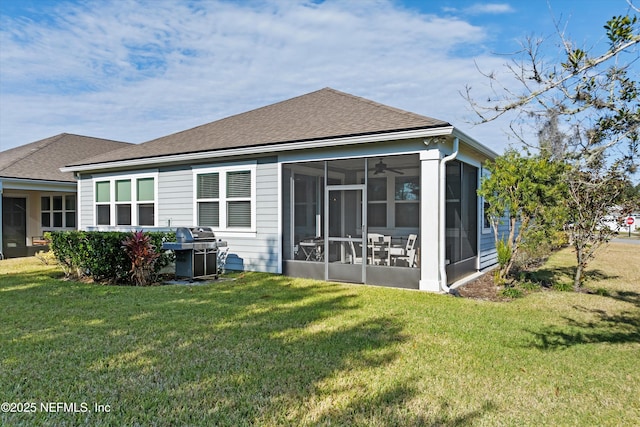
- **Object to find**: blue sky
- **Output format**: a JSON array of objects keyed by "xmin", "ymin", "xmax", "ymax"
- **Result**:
[{"xmin": 0, "ymin": 0, "xmax": 635, "ymax": 153}]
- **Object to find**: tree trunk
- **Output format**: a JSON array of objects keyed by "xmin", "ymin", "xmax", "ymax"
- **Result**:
[
  {"xmin": 573, "ymin": 241, "xmax": 585, "ymax": 291},
  {"xmin": 574, "ymin": 263, "xmax": 585, "ymax": 291}
]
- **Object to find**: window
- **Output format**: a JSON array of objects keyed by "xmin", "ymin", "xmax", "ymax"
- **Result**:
[
  {"xmin": 194, "ymin": 164, "xmax": 256, "ymax": 231},
  {"xmin": 116, "ymin": 179, "xmax": 132, "ymax": 225},
  {"xmin": 395, "ymin": 176, "xmax": 419, "ymax": 227},
  {"xmin": 41, "ymin": 195, "xmax": 76, "ymax": 229},
  {"xmin": 197, "ymin": 173, "xmax": 220, "ymax": 227},
  {"xmin": 367, "ymin": 177, "xmax": 387, "ymax": 227},
  {"xmin": 94, "ymin": 174, "xmax": 157, "ymax": 226}
]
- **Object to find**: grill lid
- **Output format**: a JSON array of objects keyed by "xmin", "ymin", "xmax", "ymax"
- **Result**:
[{"xmin": 175, "ymin": 226, "xmax": 216, "ymax": 242}]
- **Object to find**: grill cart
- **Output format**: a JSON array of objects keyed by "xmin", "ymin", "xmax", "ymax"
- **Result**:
[{"xmin": 162, "ymin": 227, "xmax": 227, "ymax": 280}]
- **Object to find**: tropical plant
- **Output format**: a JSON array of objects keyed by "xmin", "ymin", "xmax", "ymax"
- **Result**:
[{"xmin": 122, "ymin": 231, "xmax": 162, "ymax": 286}]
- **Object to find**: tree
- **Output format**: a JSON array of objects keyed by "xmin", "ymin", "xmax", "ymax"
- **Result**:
[
  {"xmin": 466, "ymin": 12, "xmax": 639, "ymax": 289},
  {"xmin": 478, "ymin": 149, "xmax": 567, "ymax": 282}
]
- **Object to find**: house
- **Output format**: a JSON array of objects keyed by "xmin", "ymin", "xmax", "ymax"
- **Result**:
[
  {"xmin": 0, "ymin": 133, "xmax": 131, "ymax": 258},
  {"xmin": 61, "ymin": 88, "xmax": 500, "ymax": 292}
]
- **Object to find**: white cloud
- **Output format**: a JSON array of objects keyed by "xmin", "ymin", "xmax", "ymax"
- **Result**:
[
  {"xmin": 0, "ymin": 0, "xmax": 516, "ymax": 153},
  {"xmin": 464, "ymin": 3, "xmax": 515, "ymax": 15}
]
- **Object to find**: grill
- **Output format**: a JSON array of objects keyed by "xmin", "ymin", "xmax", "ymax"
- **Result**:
[{"xmin": 162, "ymin": 227, "xmax": 227, "ymax": 280}]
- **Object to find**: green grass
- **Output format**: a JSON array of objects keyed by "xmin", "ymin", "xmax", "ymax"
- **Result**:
[{"xmin": 1, "ymin": 243, "xmax": 639, "ymax": 426}]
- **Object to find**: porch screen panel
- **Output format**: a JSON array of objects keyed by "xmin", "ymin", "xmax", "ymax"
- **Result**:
[
  {"xmin": 445, "ymin": 161, "xmax": 478, "ymax": 263},
  {"xmin": 461, "ymin": 164, "xmax": 478, "ymax": 260}
]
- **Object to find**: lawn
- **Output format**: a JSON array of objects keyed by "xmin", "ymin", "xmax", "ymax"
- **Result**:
[{"xmin": 1, "ymin": 242, "xmax": 638, "ymax": 426}]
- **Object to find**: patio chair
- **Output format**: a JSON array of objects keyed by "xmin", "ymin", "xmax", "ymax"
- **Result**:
[
  {"xmin": 347, "ymin": 236, "xmax": 363, "ymax": 264},
  {"xmin": 393, "ymin": 234, "xmax": 417, "ymax": 267}
]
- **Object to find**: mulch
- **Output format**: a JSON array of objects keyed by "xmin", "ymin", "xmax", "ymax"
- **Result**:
[{"xmin": 452, "ymin": 271, "xmax": 509, "ymax": 301}]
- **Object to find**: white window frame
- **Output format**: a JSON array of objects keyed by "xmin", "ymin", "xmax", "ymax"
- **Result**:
[
  {"xmin": 192, "ymin": 162, "xmax": 257, "ymax": 233},
  {"xmin": 41, "ymin": 193, "xmax": 76, "ymax": 230},
  {"xmin": 92, "ymin": 171, "xmax": 158, "ymax": 227}
]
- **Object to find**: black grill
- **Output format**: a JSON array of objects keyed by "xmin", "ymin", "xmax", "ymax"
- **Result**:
[{"xmin": 162, "ymin": 227, "xmax": 227, "ymax": 280}]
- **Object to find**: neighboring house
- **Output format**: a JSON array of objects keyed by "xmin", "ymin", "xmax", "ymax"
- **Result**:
[
  {"xmin": 0, "ymin": 133, "xmax": 131, "ymax": 258},
  {"xmin": 62, "ymin": 88, "xmax": 500, "ymax": 292}
]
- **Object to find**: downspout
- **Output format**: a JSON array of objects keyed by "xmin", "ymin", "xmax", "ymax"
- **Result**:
[{"xmin": 439, "ymin": 137, "xmax": 459, "ymax": 293}]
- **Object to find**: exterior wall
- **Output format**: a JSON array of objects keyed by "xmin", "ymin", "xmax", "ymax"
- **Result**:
[
  {"xmin": 79, "ymin": 157, "xmax": 281, "ymax": 274},
  {"xmin": 74, "ymin": 136, "xmax": 497, "ymax": 287},
  {"xmin": 157, "ymin": 166, "xmax": 193, "ymax": 228},
  {"xmin": 79, "ymin": 175, "xmax": 93, "ymax": 228}
]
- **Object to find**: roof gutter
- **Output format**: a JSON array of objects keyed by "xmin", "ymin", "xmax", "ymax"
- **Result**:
[{"xmin": 60, "ymin": 126, "xmax": 454, "ymax": 173}]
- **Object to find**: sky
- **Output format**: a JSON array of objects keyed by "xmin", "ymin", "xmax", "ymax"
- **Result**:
[{"xmin": 0, "ymin": 0, "xmax": 636, "ymax": 154}]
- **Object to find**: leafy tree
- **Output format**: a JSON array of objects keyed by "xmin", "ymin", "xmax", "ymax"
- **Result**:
[
  {"xmin": 478, "ymin": 149, "xmax": 568, "ymax": 282},
  {"xmin": 466, "ymin": 11, "xmax": 639, "ymax": 289}
]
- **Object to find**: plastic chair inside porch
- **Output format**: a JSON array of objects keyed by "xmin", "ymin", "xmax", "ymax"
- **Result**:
[{"xmin": 394, "ymin": 234, "xmax": 417, "ymax": 267}]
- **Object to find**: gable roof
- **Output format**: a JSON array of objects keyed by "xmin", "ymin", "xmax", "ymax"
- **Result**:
[
  {"xmin": 67, "ymin": 88, "xmax": 450, "ymax": 168},
  {"xmin": 0, "ymin": 133, "xmax": 132, "ymax": 183}
]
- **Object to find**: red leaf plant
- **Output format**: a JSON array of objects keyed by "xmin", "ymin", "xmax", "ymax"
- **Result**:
[{"xmin": 122, "ymin": 231, "xmax": 161, "ymax": 286}]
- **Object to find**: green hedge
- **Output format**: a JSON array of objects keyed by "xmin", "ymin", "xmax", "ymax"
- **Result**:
[{"xmin": 49, "ymin": 231, "xmax": 175, "ymax": 284}]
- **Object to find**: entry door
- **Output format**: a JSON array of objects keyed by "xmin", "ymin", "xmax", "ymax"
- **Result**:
[
  {"xmin": 2, "ymin": 197, "xmax": 27, "ymax": 257},
  {"xmin": 325, "ymin": 185, "xmax": 366, "ymax": 283}
]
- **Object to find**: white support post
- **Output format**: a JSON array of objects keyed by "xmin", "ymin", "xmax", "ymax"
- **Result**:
[{"xmin": 419, "ymin": 149, "xmax": 442, "ymax": 291}]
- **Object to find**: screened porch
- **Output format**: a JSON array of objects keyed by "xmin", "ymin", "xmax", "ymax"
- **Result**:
[{"xmin": 282, "ymin": 154, "xmax": 422, "ymax": 288}]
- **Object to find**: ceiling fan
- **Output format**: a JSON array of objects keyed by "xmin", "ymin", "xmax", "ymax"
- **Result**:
[{"xmin": 373, "ymin": 159, "xmax": 404, "ymax": 175}]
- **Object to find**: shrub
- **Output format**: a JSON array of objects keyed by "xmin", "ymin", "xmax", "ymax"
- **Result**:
[
  {"xmin": 35, "ymin": 249, "xmax": 57, "ymax": 265},
  {"xmin": 49, "ymin": 231, "xmax": 175, "ymax": 284}
]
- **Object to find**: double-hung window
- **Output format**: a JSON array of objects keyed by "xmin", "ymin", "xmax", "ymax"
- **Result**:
[
  {"xmin": 194, "ymin": 164, "xmax": 256, "ymax": 231},
  {"xmin": 94, "ymin": 173, "xmax": 157, "ymax": 226}
]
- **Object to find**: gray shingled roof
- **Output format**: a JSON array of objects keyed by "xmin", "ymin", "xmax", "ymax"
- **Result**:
[
  {"xmin": 0, "ymin": 134, "xmax": 131, "ymax": 182},
  {"xmin": 68, "ymin": 88, "xmax": 450, "ymax": 167}
]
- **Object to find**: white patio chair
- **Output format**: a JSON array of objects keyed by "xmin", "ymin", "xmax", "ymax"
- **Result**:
[{"xmin": 394, "ymin": 234, "xmax": 417, "ymax": 267}]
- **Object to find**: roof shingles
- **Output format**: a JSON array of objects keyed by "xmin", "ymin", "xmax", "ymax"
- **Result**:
[
  {"xmin": 68, "ymin": 88, "xmax": 450, "ymax": 167},
  {"xmin": 0, "ymin": 134, "xmax": 131, "ymax": 182}
]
